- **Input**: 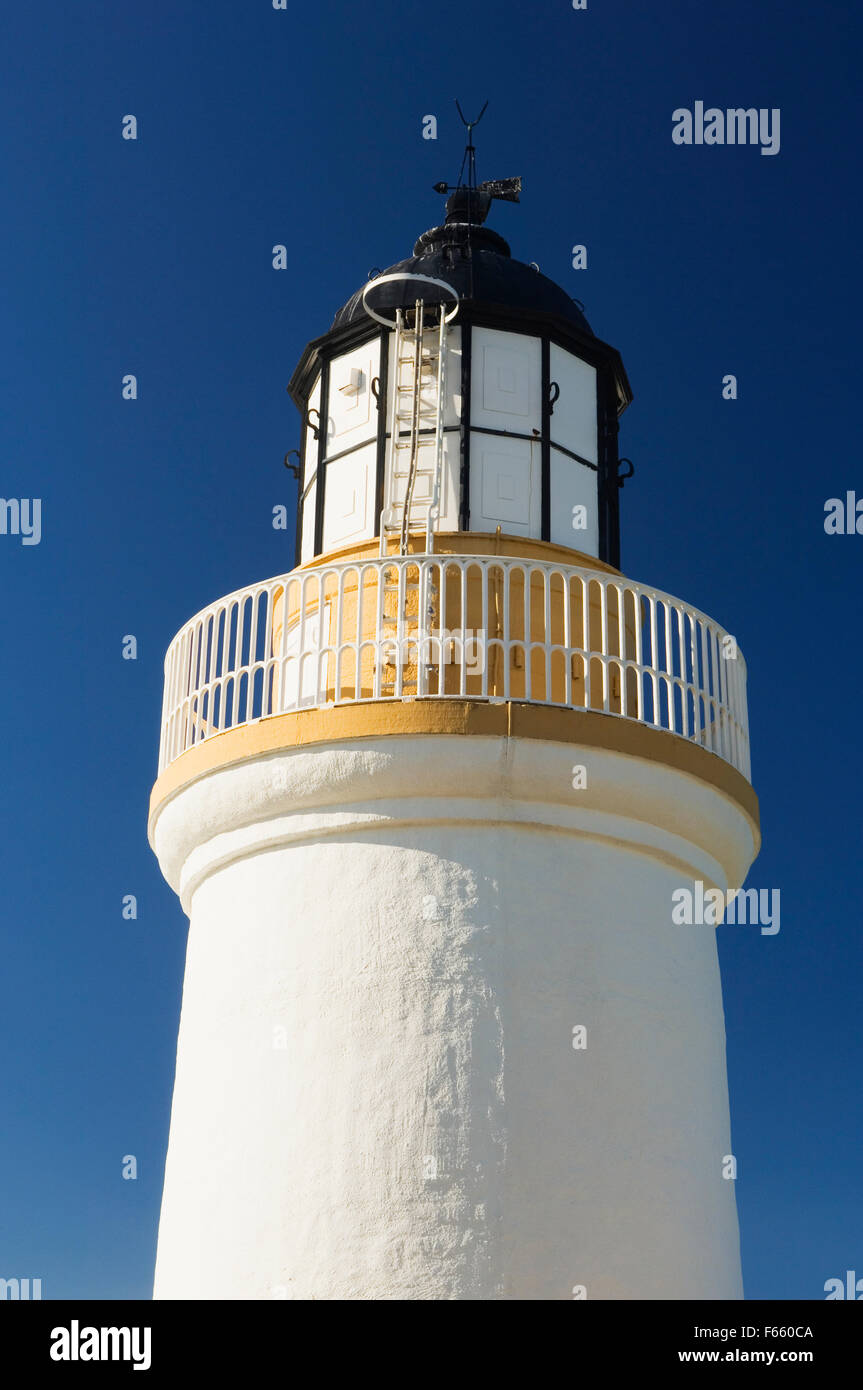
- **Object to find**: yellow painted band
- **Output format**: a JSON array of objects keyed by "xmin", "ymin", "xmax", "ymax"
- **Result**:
[
  {"xmin": 150, "ymin": 699, "xmax": 759, "ymax": 843},
  {"xmin": 299, "ymin": 531, "xmax": 622, "ymax": 574}
]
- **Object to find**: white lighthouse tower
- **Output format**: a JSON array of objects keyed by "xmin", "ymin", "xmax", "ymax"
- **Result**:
[{"xmin": 149, "ymin": 154, "xmax": 759, "ymax": 1301}]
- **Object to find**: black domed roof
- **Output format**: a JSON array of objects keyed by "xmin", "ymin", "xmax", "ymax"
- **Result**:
[
  {"xmin": 332, "ymin": 218, "xmax": 594, "ymax": 336},
  {"xmin": 290, "ymin": 183, "xmax": 630, "ymax": 423}
]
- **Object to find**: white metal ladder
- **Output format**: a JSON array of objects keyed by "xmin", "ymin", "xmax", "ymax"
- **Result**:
[{"xmin": 376, "ymin": 299, "xmax": 448, "ymax": 695}]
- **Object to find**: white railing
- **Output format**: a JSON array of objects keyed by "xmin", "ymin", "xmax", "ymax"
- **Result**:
[{"xmin": 157, "ymin": 555, "xmax": 751, "ymax": 782}]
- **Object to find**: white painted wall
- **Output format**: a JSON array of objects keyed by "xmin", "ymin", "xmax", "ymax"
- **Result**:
[{"xmin": 151, "ymin": 732, "xmax": 755, "ymax": 1300}]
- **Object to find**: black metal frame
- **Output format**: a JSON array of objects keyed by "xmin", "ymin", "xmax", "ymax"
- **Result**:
[
  {"xmin": 294, "ymin": 382, "xmax": 318, "ymax": 569},
  {"xmin": 459, "ymin": 318, "xmax": 472, "ymax": 531},
  {"xmin": 541, "ymin": 337, "xmax": 551, "ymax": 541},
  {"xmin": 312, "ymin": 358, "xmax": 330, "ymax": 559},
  {"xmin": 466, "ymin": 424, "xmax": 596, "ymax": 471},
  {"xmin": 597, "ymin": 370, "xmax": 622, "ymax": 570},
  {"xmin": 373, "ymin": 327, "xmax": 389, "ymax": 539}
]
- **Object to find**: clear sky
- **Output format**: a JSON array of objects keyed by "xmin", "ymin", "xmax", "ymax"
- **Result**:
[{"xmin": 1, "ymin": 0, "xmax": 860, "ymax": 1300}]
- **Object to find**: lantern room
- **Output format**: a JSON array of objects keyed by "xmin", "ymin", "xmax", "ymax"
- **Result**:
[{"xmin": 288, "ymin": 179, "xmax": 632, "ymax": 569}]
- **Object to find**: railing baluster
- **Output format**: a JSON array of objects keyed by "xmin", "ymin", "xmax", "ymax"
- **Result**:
[
  {"xmin": 580, "ymin": 572, "xmax": 589, "ymax": 711},
  {"xmin": 543, "ymin": 567, "xmax": 552, "ymax": 702},
  {"xmin": 501, "ymin": 563, "xmax": 510, "ymax": 701},
  {"xmin": 562, "ymin": 571, "xmax": 572, "ymax": 707},
  {"xmin": 676, "ymin": 604, "xmax": 687, "ymax": 739},
  {"xmin": 712, "ymin": 625, "xmax": 725, "ymax": 762},
  {"xmin": 698, "ymin": 618, "xmax": 710, "ymax": 752},
  {"xmin": 599, "ymin": 580, "xmax": 609, "ymax": 713},
  {"xmin": 647, "ymin": 595, "xmax": 659, "ymax": 726},
  {"xmin": 633, "ymin": 586, "xmax": 644, "ymax": 722},
  {"xmin": 665, "ymin": 600, "xmax": 674, "ymax": 734},
  {"xmin": 617, "ymin": 582, "xmax": 626, "ymax": 717},
  {"xmin": 460, "ymin": 560, "xmax": 469, "ymax": 697}
]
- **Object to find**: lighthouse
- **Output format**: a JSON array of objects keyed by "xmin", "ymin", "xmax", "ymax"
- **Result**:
[{"xmin": 149, "ymin": 150, "xmax": 760, "ymax": 1300}]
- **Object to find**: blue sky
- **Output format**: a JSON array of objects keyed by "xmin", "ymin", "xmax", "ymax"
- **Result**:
[{"xmin": 1, "ymin": 0, "xmax": 860, "ymax": 1299}]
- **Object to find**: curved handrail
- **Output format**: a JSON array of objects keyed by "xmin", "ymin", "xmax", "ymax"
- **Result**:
[{"xmin": 157, "ymin": 555, "xmax": 751, "ymax": 782}]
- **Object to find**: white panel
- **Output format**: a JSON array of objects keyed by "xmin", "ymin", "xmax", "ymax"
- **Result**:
[
  {"xmin": 549, "ymin": 346, "xmax": 597, "ymax": 463},
  {"xmin": 469, "ymin": 433, "xmax": 541, "ymax": 538},
  {"xmin": 326, "ymin": 340, "xmax": 380, "ymax": 450},
  {"xmin": 303, "ymin": 376, "xmax": 322, "ymax": 487},
  {"xmin": 443, "ymin": 325, "xmax": 463, "ymax": 427},
  {"xmin": 471, "ymin": 328, "xmax": 541, "ymax": 433},
  {"xmin": 436, "ymin": 430, "xmax": 461, "ymax": 531},
  {"xmin": 300, "ymin": 479, "xmax": 316, "ymax": 562},
  {"xmin": 549, "ymin": 448, "xmax": 599, "ymax": 556},
  {"xmin": 322, "ymin": 442, "xmax": 376, "ymax": 552}
]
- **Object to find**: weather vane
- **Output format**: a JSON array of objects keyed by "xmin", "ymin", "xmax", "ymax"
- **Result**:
[{"xmin": 433, "ymin": 99, "xmax": 522, "ymax": 225}]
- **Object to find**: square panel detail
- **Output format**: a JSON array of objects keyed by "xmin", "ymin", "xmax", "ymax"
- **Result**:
[
  {"xmin": 471, "ymin": 327, "xmax": 541, "ymax": 433},
  {"xmin": 470, "ymin": 434, "xmax": 541, "ymax": 537},
  {"xmin": 321, "ymin": 443, "xmax": 376, "ymax": 552}
]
